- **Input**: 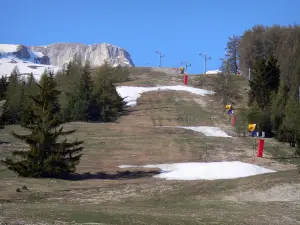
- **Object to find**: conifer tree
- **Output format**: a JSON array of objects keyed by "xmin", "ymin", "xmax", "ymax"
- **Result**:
[
  {"xmin": 271, "ymin": 81, "xmax": 289, "ymax": 139},
  {"xmin": 248, "ymin": 58, "xmax": 268, "ymax": 109},
  {"xmin": 0, "ymin": 100, "xmax": 5, "ymax": 129},
  {"xmin": 225, "ymin": 35, "xmax": 241, "ymax": 74},
  {"xmin": 70, "ymin": 61, "xmax": 94, "ymax": 121},
  {"xmin": 0, "ymin": 75, "xmax": 8, "ymax": 100},
  {"xmin": 280, "ymin": 95, "xmax": 300, "ymax": 147},
  {"xmin": 1, "ymin": 71, "xmax": 84, "ymax": 178},
  {"xmin": 92, "ymin": 68, "xmax": 125, "ymax": 122},
  {"xmin": 20, "ymin": 73, "xmax": 39, "ymax": 125},
  {"xmin": 59, "ymin": 55, "xmax": 84, "ymax": 121},
  {"xmin": 2, "ymin": 66, "xmax": 23, "ymax": 124},
  {"xmin": 265, "ymin": 55, "xmax": 281, "ymax": 94}
]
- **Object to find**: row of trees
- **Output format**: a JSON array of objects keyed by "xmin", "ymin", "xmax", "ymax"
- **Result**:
[
  {"xmin": 224, "ymin": 24, "xmax": 300, "ymax": 154},
  {"xmin": 0, "ymin": 56, "xmax": 130, "ymax": 177},
  {"xmin": 0, "ymin": 56, "xmax": 129, "ymax": 125}
]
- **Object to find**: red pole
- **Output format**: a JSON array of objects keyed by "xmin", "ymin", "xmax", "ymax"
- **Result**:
[
  {"xmin": 257, "ymin": 138, "xmax": 264, "ymax": 157},
  {"xmin": 231, "ymin": 114, "xmax": 235, "ymax": 126},
  {"xmin": 183, "ymin": 74, "xmax": 188, "ymax": 85}
]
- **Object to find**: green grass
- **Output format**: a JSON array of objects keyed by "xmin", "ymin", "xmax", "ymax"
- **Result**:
[
  {"xmin": 1, "ymin": 170, "xmax": 300, "ymax": 224},
  {"xmin": 0, "ymin": 68, "xmax": 300, "ymax": 224},
  {"xmin": 263, "ymin": 138, "xmax": 299, "ymax": 164}
]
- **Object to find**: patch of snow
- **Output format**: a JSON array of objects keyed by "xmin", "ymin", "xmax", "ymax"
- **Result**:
[
  {"xmin": 0, "ymin": 44, "xmax": 18, "ymax": 53},
  {"xmin": 0, "ymin": 57, "xmax": 60, "ymax": 80},
  {"xmin": 116, "ymin": 85, "xmax": 215, "ymax": 107},
  {"xmin": 206, "ymin": 70, "xmax": 222, "ymax": 74},
  {"xmin": 31, "ymin": 51, "xmax": 44, "ymax": 58},
  {"xmin": 119, "ymin": 161, "xmax": 276, "ymax": 180},
  {"xmin": 164, "ymin": 126, "xmax": 231, "ymax": 137}
]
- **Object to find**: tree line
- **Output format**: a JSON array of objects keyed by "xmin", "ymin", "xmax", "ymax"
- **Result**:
[
  {"xmin": 0, "ymin": 55, "xmax": 129, "ymax": 125},
  {"xmin": 0, "ymin": 56, "xmax": 130, "ymax": 178},
  {"xmin": 224, "ymin": 24, "xmax": 300, "ymax": 155}
]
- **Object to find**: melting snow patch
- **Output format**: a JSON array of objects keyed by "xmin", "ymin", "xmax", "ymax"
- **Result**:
[
  {"xmin": 119, "ymin": 161, "xmax": 276, "ymax": 180},
  {"xmin": 206, "ymin": 70, "xmax": 222, "ymax": 74},
  {"xmin": 116, "ymin": 85, "xmax": 215, "ymax": 107},
  {"xmin": 164, "ymin": 126, "xmax": 231, "ymax": 137}
]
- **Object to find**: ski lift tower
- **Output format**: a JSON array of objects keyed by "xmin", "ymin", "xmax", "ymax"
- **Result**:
[{"xmin": 156, "ymin": 50, "xmax": 164, "ymax": 67}]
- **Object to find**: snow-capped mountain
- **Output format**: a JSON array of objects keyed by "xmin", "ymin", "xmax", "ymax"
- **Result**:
[
  {"xmin": 0, "ymin": 44, "xmax": 59, "ymax": 80},
  {"xmin": 30, "ymin": 43, "xmax": 135, "ymax": 68},
  {"xmin": 0, "ymin": 42, "xmax": 135, "ymax": 80}
]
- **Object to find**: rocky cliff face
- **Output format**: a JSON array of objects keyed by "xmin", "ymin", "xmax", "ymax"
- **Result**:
[{"xmin": 30, "ymin": 43, "xmax": 135, "ymax": 67}]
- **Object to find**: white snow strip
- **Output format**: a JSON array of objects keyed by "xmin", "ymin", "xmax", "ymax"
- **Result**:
[
  {"xmin": 119, "ymin": 161, "xmax": 276, "ymax": 180},
  {"xmin": 116, "ymin": 85, "xmax": 215, "ymax": 106},
  {"xmin": 206, "ymin": 70, "xmax": 222, "ymax": 74},
  {"xmin": 0, "ymin": 44, "xmax": 18, "ymax": 53},
  {"xmin": 164, "ymin": 126, "xmax": 231, "ymax": 137}
]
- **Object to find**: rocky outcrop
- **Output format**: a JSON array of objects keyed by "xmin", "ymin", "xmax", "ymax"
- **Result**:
[
  {"xmin": 39, "ymin": 55, "xmax": 50, "ymax": 65},
  {"xmin": 13, "ymin": 44, "xmax": 31, "ymax": 59},
  {"xmin": 30, "ymin": 43, "xmax": 135, "ymax": 67}
]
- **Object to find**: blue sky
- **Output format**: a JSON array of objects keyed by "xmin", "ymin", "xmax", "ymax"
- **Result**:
[{"xmin": 1, "ymin": 0, "xmax": 299, "ymax": 74}]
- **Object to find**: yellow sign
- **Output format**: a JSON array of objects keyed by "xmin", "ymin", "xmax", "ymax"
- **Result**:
[
  {"xmin": 248, "ymin": 124, "xmax": 256, "ymax": 132},
  {"xmin": 226, "ymin": 104, "xmax": 231, "ymax": 110}
]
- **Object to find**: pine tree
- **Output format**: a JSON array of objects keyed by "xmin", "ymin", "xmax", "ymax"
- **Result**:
[
  {"xmin": 0, "ymin": 75, "xmax": 8, "ymax": 100},
  {"xmin": 70, "ymin": 61, "xmax": 94, "ymax": 121},
  {"xmin": 280, "ymin": 95, "xmax": 300, "ymax": 147},
  {"xmin": 225, "ymin": 35, "xmax": 241, "ymax": 74},
  {"xmin": 2, "ymin": 66, "xmax": 23, "ymax": 124},
  {"xmin": 0, "ymin": 100, "xmax": 5, "ymax": 129},
  {"xmin": 59, "ymin": 55, "xmax": 84, "ymax": 121},
  {"xmin": 271, "ymin": 81, "xmax": 289, "ymax": 139},
  {"xmin": 1, "ymin": 71, "xmax": 84, "ymax": 178},
  {"xmin": 92, "ymin": 68, "xmax": 125, "ymax": 122},
  {"xmin": 248, "ymin": 58, "xmax": 268, "ymax": 109},
  {"xmin": 265, "ymin": 54, "xmax": 280, "ymax": 95},
  {"xmin": 20, "ymin": 73, "xmax": 39, "ymax": 125}
]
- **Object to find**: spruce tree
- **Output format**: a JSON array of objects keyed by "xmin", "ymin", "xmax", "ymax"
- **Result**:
[
  {"xmin": 2, "ymin": 66, "xmax": 23, "ymax": 124},
  {"xmin": 225, "ymin": 35, "xmax": 241, "ymax": 74},
  {"xmin": 20, "ymin": 73, "xmax": 39, "ymax": 125},
  {"xmin": 248, "ymin": 58, "xmax": 267, "ymax": 109},
  {"xmin": 280, "ymin": 95, "xmax": 300, "ymax": 147},
  {"xmin": 1, "ymin": 71, "xmax": 84, "ymax": 178},
  {"xmin": 0, "ymin": 100, "xmax": 5, "ymax": 129},
  {"xmin": 59, "ymin": 55, "xmax": 84, "ymax": 121},
  {"xmin": 92, "ymin": 68, "xmax": 125, "ymax": 122},
  {"xmin": 0, "ymin": 75, "xmax": 8, "ymax": 100},
  {"xmin": 265, "ymin": 54, "xmax": 280, "ymax": 94},
  {"xmin": 271, "ymin": 81, "xmax": 289, "ymax": 139},
  {"xmin": 71, "ymin": 61, "xmax": 94, "ymax": 121}
]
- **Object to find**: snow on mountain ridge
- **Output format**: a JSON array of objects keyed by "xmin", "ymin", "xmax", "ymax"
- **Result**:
[{"xmin": 0, "ymin": 44, "xmax": 19, "ymax": 53}]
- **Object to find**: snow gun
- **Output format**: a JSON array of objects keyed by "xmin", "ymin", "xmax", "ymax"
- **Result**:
[
  {"xmin": 248, "ymin": 124, "xmax": 256, "ymax": 136},
  {"xmin": 225, "ymin": 104, "xmax": 233, "ymax": 115}
]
